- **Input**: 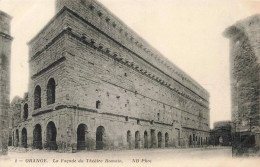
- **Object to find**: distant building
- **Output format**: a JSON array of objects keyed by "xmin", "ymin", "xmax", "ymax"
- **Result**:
[
  {"xmin": 10, "ymin": 0, "xmax": 210, "ymax": 152},
  {"xmin": 0, "ymin": 10, "xmax": 12, "ymax": 155},
  {"xmin": 209, "ymin": 121, "xmax": 232, "ymax": 146},
  {"xmin": 224, "ymin": 14, "xmax": 260, "ymax": 154}
]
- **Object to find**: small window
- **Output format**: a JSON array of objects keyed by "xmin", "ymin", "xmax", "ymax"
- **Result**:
[
  {"xmin": 124, "ymin": 73, "xmax": 127, "ymax": 77},
  {"xmin": 112, "ymin": 22, "xmax": 116, "ymax": 28},
  {"xmin": 98, "ymin": 11, "xmax": 103, "ymax": 17},
  {"xmin": 47, "ymin": 78, "xmax": 56, "ymax": 105},
  {"xmin": 137, "ymin": 120, "xmax": 140, "ymax": 125},
  {"xmin": 157, "ymin": 113, "xmax": 160, "ymax": 121},
  {"xmin": 89, "ymin": 4, "xmax": 95, "ymax": 10},
  {"xmin": 125, "ymin": 117, "xmax": 128, "ymax": 121},
  {"xmin": 34, "ymin": 85, "xmax": 41, "ymax": 109},
  {"xmin": 96, "ymin": 101, "xmax": 101, "ymax": 109},
  {"xmin": 23, "ymin": 103, "xmax": 28, "ymax": 120},
  {"xmin": 1, "ymin": 54, "xmax": 8, "ymax": 70}
]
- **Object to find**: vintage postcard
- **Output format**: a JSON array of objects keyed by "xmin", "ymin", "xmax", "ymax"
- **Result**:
[{"xmin": 1, "ymin": 0, "xmax": 260, "ymax": 167}]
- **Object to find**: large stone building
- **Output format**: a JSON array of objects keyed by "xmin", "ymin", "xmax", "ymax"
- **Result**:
[
  {"xmin": 10, "ymin": 0, "xmax": 210, "ymax": 151},
  {"xmin": 224, "ymin": 15, "xmax": 260, "ymax": 150},
  {"xmin": 0, "ymin": 10, "xmax": 12, "ymax": 155}
]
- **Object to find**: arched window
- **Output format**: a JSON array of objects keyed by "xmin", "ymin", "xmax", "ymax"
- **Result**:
[
  {"xmin": 23, "ymin": 103, "xmax": 28, "ymax": 120},
  {"xmin": 47, "ymin": 78, "xmax": 56, "ymax": 105},
  {"xmin": 34, "ymin": 86, "xmax": 41, "ymax": 109}
]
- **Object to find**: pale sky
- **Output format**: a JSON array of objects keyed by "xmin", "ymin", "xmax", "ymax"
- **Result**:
[{"xmin": 0, "ymin": 0, "xmax": 259, "ymax": 128}]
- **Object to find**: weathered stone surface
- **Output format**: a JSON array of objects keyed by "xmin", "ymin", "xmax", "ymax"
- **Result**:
[
  {"xmin": 224, "ymin": 15, "xmax": 260, "ymax": 134},
  {"xmin": 10, "ymin": 0, "xmax": 210, "ymax": 151},
  {"xmin": 224, "ymin": 15, "xmax": 260, "ymax": 152},
  {"xmin": 0, "ymin": 10, "xmax": 12, "ymax": 155}
]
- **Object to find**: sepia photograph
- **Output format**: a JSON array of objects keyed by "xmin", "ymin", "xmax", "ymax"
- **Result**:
[{"xmin": 1, "ymin": 0, "xmax": 260, "ymax": 166}]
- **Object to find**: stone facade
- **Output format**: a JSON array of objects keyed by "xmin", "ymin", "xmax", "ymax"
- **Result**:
[
  {"xmin": 11, "ymin": 0, "xmax": 210, "ymax": 152},
  {"xmin": 0, "ymin": 10, "xmax": 12, "ymax": 155},
  {"xmin": 224, "ymin": 15, "xmax": 260, "ymax": 149}
]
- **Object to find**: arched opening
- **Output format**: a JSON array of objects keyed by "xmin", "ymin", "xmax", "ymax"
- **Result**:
[
  {"xmin": 33, "ymin": 124, "xmax": 42, "ymax": 149},
  {"xmin": 189, "ymin": 135, "xmax": 192, "ymax": 146},
  {"xmin": 96, "ymin": 126, "xmax": 105, "ymax": 150},
  {"xmin": 150, "ymin": 129, "xmax": 156, "ymax": 148},
  {"xmin": 47, "ymin": 78, "xmax": 56, "ymax": 105},
  {"xmin": 77, "ymin": 124, "xmax": 87, "ymax": 150},
  {"xmin": 8, "ymin": 134, "xmax": 12, "ymax": 146},
  {"xmin": 165, "ymin": 133, "xmax": 169, "ymax": 147},
  {"xmin": 127, "ymin": 130, "xmax": 131, "ymax": 149},
  {"xmin": 144, "ymin": 131, "xmax": 148, "ymax": 149},
  {"xmin": 23, "ymin": 104, "xmax": 28, "ymax": 120},
  {"xmin": 34, "ymin": 86, "xmax": 41, "ymax": 109},
  {"xmin": 201, "ymin": 137, "xmax": 203, "ymax": 146},
  {"xmin": 217, "ymin": 136, "xmax": 223, "ymax": 146},
  {"xmin": 158, "ymin": 132, "xmax": 162, "ymax": 148},
  {"xmin": 12, "ymin": 132, "xmax": 14, "ymax": 146},
  {"xmin": 22, "ymin": 128, "xmax": 27, "ymax": 148},
  {"xmin": 15, "ymin": 129, "xmax": 19, "ymax": 147},
  {"xmin": 135, "ymin": 131, "xmax": 140, "ymax": 149},
  {"xmin": 46, "ymin": 121, "xmax": 57, "ymax": 150},
  {"xmin": 177, "ymin": 129, "xmax": 180, "ymax": 146}
]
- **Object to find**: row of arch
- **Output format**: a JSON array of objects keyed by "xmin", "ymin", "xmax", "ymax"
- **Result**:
[
  {"xmin": 13, "ymin": 122, "xmax": 106, "ymax": 150},
  {"xmin": 189, "ymin": 134, "xmax": 208, "ymax": 146},
  {"xmin": 34, "ymin": 78, "xmax": 56, "ymax": 110},
  {"xmin": 13, "ymin": 123, "xmax": 171, "ymax": 150},
  {"xmin": 13, "ymin": 122, "xmax": 58, "ymax": 150},
  {"xmin": 127, "ymin": 130, "xmax": 169, "ymax": 149}
]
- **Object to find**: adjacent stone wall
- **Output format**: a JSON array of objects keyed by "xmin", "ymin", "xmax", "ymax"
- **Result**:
[
  {"xmin": 224, "ymin": 15, "xmax": 260, "ymax": 133},
  {"xmin": 209, "ymin": 121, "xmax": 232, "ymax": 146},
  {"xmin": 0, "ymin": 10, "xmax": 12, "ymax": 155}
]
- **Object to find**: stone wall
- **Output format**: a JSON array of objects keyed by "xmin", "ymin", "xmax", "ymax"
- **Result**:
[
  {"xmin": 0, "ymin": 10, "xmax": 12, "ymax": 155},
  {"xmin": 53, "ymin": 0, "xmax": 209, "ymax": 100},
  {"xmin": 209, "ymin": 121, "xmax": 232, "ymax": 146},
  {"xmin": 224, "ymin": 15, "xmax": 260, "ymax": 133}
]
